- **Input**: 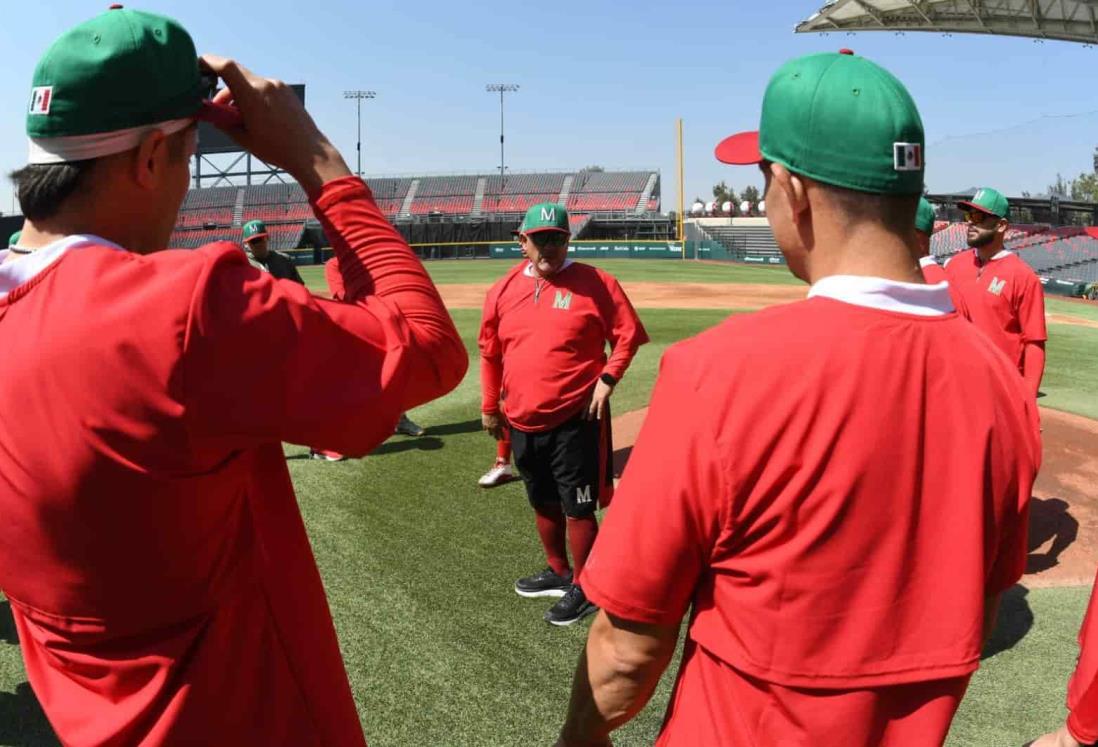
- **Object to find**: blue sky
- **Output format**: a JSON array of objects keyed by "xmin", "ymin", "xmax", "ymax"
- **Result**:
[{"xmin": 2, "ymin": 0, "xmax": 1098, "ymax": 215}]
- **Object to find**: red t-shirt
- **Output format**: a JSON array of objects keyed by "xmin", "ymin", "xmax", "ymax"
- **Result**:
[
  {"xmin": 0, "ymin": 178, "xmax": 467, "ymax": 746},
  {"xmin": 583, "ymin": 277, "xmax": 1039, "ymax": 744},
  {"xmin": 920, "ymin": 256, "xmax": 972, "ymax": 321},
  {"xmin": 1066, "ymin": 572, "xmax": 1098, "ymax": 743},
  {"xmin": 478, "ymin": 261, "xmax": 649, "ymax": 432},
  {"xmin": 945, "ymin": 249, "xmax": 1047, "ymax": 370}
]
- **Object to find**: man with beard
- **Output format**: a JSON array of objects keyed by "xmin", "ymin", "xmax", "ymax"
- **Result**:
[
  {"xmin": 479, "ymin": 202, "xmax": 648, "ymax": 626},
  {"xmin": 242, "ymin": 218, "xmax": 304, "ymax": 284},
  {"xmin": 945, "ymin": 188, "xmax": 1046, "ymax": 396}
]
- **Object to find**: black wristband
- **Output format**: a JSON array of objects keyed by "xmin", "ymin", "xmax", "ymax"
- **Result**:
[{"xmin": 600, "ymin": 373, "xmax": 618, "ymax": 387}]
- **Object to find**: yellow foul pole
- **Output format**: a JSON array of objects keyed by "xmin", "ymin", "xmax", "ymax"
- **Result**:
[{"xmin": 677, "ymin": 118, "xmax": 685, "ymax": 259}]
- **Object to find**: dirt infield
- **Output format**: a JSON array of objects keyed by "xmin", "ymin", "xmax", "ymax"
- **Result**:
[
  {"xmin": 440, "ymin": 282, "xmax": 806, "ymax": 310},
  {"xmin": 610, "ymin": 407, "xmax": 1098, "ymax": 589},
  {"xmin": 442, "ymin": 282, "xmax": 1098, "ymax": 327}
]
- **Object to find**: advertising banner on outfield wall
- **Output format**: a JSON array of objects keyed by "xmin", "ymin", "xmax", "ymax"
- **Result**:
[
  {"xmin": 488, "ymin": 241, "xmax": 786, "ymax": 263},
  {"xmin": 490, "ymin": 242, "xmax": 685, "ymax": 259}
]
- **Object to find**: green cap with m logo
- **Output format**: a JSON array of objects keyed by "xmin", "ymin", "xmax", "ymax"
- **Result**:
[
  {"xmin": 517, "ymin": 202, "xmax": 570, "ymax": 235},
  {"xmin": 957, "ymin": 188, "xmax": 1009, "ymax": 220}
]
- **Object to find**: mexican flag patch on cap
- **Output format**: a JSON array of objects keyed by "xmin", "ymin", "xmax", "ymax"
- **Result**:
[
  {"xmin": 893, "ymin": 142, "xmax": 922, "ymax": 172},
  {"xmin": 29, "ymin": 87, "xmax": 53, "ymax": 116}
]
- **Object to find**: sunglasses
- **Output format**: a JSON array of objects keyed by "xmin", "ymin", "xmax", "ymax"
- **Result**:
[
  {"xmin": 964, "ymin": 210, "xmax": 996, "ymax": 226},
  {"xmin": 525, "ymin": 231, "xmax": 569, "ymax": 250}
]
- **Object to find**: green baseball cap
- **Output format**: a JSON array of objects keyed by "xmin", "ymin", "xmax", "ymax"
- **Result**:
[
  {"xmin": 715, "ymin": 50, "xmax": 925, "ymax": 195},
  {"xmin": 513, "ymin": 202, "xmax": 570, "ymax": 236},
  {"xmin": 242, "ymin": 220, "xmax": 268, "ymax": 243},
  {"xmin": 957, "ymin": 188, "xmax": 1009, "ymax": 220},
  {"xmin": 915, "ymin": 197, "xmax": 936, "ymax": 235},
  {"xmin": 27, "ymin": 6, "xmax": 214, "ymax": 163},
  {"xmin": 8, "ymin": 230, "xmax": 22, "ymax": 248}
]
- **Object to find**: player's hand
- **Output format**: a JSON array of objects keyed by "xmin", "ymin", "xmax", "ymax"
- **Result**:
[
  {"xmin": 198, "ymin": 55, "xmax": 351, "ymax": 194},
  {"xmin": 1026, "ymin": 725, "xmax": 1084, "ymax": 747},
  {"xmin": 482, "ymin": 412, "xmax": 508, "ymax": 441},
  {"xmin": 585, "ymin": 379, "xmax": 614, "ymax": 421}
]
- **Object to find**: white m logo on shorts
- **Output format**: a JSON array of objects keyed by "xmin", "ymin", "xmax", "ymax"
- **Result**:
[{"xmin": 576, "ymin": 485, "xmax": 592, "ymax": 504}]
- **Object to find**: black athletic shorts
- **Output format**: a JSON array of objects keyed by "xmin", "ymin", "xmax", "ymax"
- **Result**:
[{"xmin": 509, "ymin": 405, "xmax": 613, "ymax": 519}]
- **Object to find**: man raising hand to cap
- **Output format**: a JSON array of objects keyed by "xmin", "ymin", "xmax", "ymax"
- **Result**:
[{"xmin": 0, "ymin": 7, "xmax": 465, "ymax": 746}]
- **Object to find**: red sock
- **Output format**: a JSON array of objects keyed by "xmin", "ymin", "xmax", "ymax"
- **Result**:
[
  {"xmin": 497, "ymin": 436, "xmax": 511, "ymax": 462},
  {"xmin": 534, "ymin": 504, "xmax": 570, "ymax": 577},
  {"xmin": 567, "ymin": 515, "xmax": 599, "ymax": 585}
]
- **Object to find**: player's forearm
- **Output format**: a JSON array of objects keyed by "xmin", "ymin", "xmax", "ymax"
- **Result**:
[
  {"xmin": 603, "ymin": 342, "xmax": 643, "ymax": 383},
  {"xmin": 1022, "ymin": 341, "xmax": 1046, "ymax": 397},
  {"xmin": 558, "ymin": 613, "xmax": 677, "ymax": 746},
  {"xmin": 313, "ymin": 177, "xmax": 467, "ymax": 405},
  {"xmin": 480, "ymin": 355, "xmax": 503, "ymax": 414}
]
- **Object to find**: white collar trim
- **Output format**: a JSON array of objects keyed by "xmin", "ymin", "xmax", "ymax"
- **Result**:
[
  {"xmin": 918, "ymin": 256, "xmax": 939, "ymax": 269},
  {"xmin": 523, "ymin": 259, "xmax": 574, "ymax": 278},
  {"xmin": 0, "ymin": 234, "xmax": 125, "ymax": 300},
  {"xmin": 808, "ymin": 275, "xmax": 954, "ymax": 317}
]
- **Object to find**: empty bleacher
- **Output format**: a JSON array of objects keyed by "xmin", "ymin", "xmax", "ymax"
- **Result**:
[
  {"xmin": 699, "ymin": 224, "xmax": 782, "ymax": 261},
  {"xmin": 170, "ymin": 169, "xmax": 658, "ymax": 253},
  {"xmin": 567, "ymin": 171, "xmax": 651, "ymax": 212}
]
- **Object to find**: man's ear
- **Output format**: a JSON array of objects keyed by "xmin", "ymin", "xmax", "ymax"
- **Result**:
[
  {"xmin": 771, "ymin": 162, "xmax": 809, "ymax": 225},
  {"xmin": 132, "ymin": 129, "xmax": 169, "ymax": 190}
]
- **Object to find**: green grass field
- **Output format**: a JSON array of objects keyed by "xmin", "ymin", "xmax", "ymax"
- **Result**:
[
  {"xmin": 1, "ymin": 260, "xmax": 1096, "ymax": 746},
  {"xmin": 299, "ymin": 257, "xmax": 804, "ymax": 288}
]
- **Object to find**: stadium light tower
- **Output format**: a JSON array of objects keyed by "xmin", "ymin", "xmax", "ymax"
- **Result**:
[
  {"xmin": 344, "ymin": 90, "xmax": 376, "ymax": 178},
  {"xmin": 486, "ymin": 84, "xmax": 519, "ymax": 190}
]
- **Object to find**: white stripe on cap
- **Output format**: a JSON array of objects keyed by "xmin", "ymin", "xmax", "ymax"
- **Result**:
[{"xmin": 27, "ymin": 117, "xmax": 193, "ymax": 164}]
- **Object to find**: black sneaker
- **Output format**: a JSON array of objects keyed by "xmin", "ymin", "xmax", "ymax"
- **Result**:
[
  {"xmin": 544, "ymin": 584, "xmax": 597, "ymax": 627},
  {"xmin": 514, "ymin": 567, "xmax": 573, "ymax": 598}
]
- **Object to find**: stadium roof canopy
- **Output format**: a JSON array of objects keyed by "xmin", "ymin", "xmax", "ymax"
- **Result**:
[{"xmin": 797, "ymin": 1, "xmax": 1098, "ymax": 45}]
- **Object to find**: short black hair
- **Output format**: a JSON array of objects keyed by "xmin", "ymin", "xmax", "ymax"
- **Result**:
[
  {"xmin": 9, "ymin": 127, "xmax": 193, "ymax": 222},
  {"xmin": 10, "ymin": 161, "xmax": 94, "ymax": 221},
  {"xmin": 817, "ymin": 181, "xmax": 920, "ymax": 235}
]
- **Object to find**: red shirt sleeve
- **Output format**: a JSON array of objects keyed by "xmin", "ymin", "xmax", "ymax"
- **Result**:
[
  {"xmin": 478, "ymin": 280, "xmax": 504, "ymax": 415},
  {"xmin": 596, "ymin": 272, "xmax": 649, "ymax": 382},
  {"xmin": 182, "ymin": 177, "xmax": 467, "ymax": 456},
  {"xmin": 582, "ymin": 344, "xmax": 726, "ymax": 626},
  {"xmin": 1017, "ymin": 270, "xmax": 1048, "ymax": 344}
]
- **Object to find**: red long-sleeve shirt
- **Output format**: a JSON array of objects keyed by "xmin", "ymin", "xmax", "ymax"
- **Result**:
[
  {"xmin": 478, "ymin": 260, "xmax": 648, "ymax": 432},
  {"xmin": 0, "ymin": 177, "xmax": 466, "ymax": 746},
  {"xmin": 1067, "ymin": 573, "xmax": 1098, "ymax": 743}
]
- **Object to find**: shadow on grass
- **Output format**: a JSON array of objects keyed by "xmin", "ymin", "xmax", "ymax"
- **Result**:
[
  {"xmin": 0, "ymin": 682, "xmax": 58, "ymax": 747},
  {"xmin": 1027, "ymin": 497, "xmax": 1079, "ymax": 574},
  {"xmin": 982, "ymin": 585, "xmax": 1034, "ymax": 660},
  {"xmin": 372, "ymin": 437, "xmax": 444, "ymax": 456},
  {"xmin": 1, "ymin": 600, "xmax": 18, "ymax": 645},
  {"xmin": 418, "ymin": 419, "xmax": 482, "ymax": 437}
]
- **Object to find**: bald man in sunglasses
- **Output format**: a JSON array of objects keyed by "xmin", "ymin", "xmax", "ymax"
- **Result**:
[
  {"xmin": 945, "ymin": 188, "xmax": 1047, "ymax": 397},
  {"xmin": 479, "ymin": 202, "xmax": 648, "ymax": 627}
]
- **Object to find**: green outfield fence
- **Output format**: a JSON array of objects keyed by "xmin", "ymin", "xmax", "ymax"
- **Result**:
[{"xmin": 291, "ymin": 240, "xmax": 787, "ymax": 265}]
